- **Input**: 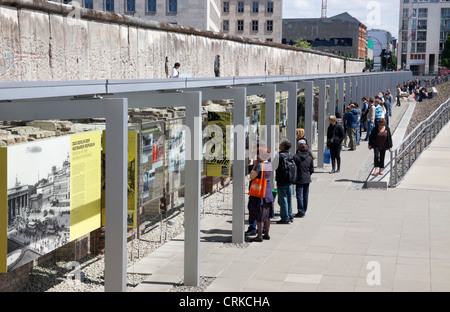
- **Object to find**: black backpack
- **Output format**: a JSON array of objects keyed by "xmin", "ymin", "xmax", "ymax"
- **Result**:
[{"xmin": 281, "ymin": 155, "xmax": 297, "ymax": 184}]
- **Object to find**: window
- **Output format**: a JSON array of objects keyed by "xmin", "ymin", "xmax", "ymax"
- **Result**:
[
  {"xmin": 85, "ymin": 0, "xmax": 93, "ymax": 9},
  {"xmin": 403, "ymin": 9, "xmax": 409, "ymax": 18},
  {"xmin": 402, "ymin": 31, "xmax": 408, "ymax": 41},
  {"xmin": 417, "ymin": 31, "xmax": 427, "ymax": 41},
  {"xmin": 417, "ymin": 42, "xmax": 426, "ymax": 52},
  {"xmin": 411, "ymin": 42, "xmax": 416, "ymax": 53},
  {"xmin": 126, "ymin": 0, "xmax": 135, "ymax": 12},
  {"xmin": 223, "ymin": 20, "xmax": 229, "ymax": 31},
  {"xmin": 418, "ymin": 20, "xmax": 427, "ymax": 30},
  {"xmin": 411, "ymin": 30, "xmax": 416, "ymax": 40},
  {"xmin": 168, "ymin": 0, "xmax": 177, "ymax": 13},
  {"xmin": 266, "ymin": 38, "xmax": 273, "ymax": 42},
  {"xmin": 267, "ymin": 1, "xmax": 274, "ymax": 13},
  {"xmin": 237, "ymin": 20, "xmax": 244, "ymax": 31},
  {"xmin": 223, "ymin": 1, "xmax": 229, "ymax": 13},
  {"xmin": 252, "ymin": 1, "xmax": 259, "ymax": 13},
  {"xmin": 252, "ymin": 20, "xmax": 259, "ymax": 32},
  {"xmin": 148, "ymin": 0, "xmax": 156, "ymax": 12},
  {"xmin": 402, "ymin": 19, "xmax": 409, "ymax": 30},
  {"xmin": 402, "ymin": 43, "xmax": 407, "ymax": 53},
  {"xmin": 237, "ymin": 1, "xmax": 244, "ymax": 12},
  {"xmin": 404, "ymin": 0, "xmax": 409, "ymax": 2},
  {"xmin": 266, "ymin": 20, "xmax": 273, "ymax": 32},
  {"xmin": 105, "ymin": 0, "xmax": 114, "ymax": 11},
  {"xmin": 418, "ymin": 8, "xmax": 428, "ymax": 18}
]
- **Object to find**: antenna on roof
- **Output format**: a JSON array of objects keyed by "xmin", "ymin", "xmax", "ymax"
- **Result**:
[{"xmin": 321, "ymin": 0, "xmax": 327, "ymax": 18}]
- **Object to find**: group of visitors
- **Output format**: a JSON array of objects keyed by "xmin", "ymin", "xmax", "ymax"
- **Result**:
[
  {"xmin": 399, "ymin": 78, "xmax": 429, "ymax": 102},
  {"xmin": 245, "ymin": 87, "xmax": 400, "ymax": 242},
  {"xmin": 245, "ymin": 130, "xmax": 314, "ymax": 242}
]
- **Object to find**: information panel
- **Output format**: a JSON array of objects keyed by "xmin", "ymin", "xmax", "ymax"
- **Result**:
[{"xmin": 0, "ymin": 131, "xmax": 101, "ymax": 272}]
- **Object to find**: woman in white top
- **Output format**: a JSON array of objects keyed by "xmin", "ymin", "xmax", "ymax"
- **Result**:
[{"xmin": 171, "ymin": 62, "xmax": 180, "ymax": 78}]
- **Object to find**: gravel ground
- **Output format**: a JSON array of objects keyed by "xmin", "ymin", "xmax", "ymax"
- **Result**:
[
  {"xmin": 19, "ymin": 81, "xmax": 450, "ymax": 292},
  {"xmin": 21, "ymin": 183, "xmax": 237, "ymax": 292}
]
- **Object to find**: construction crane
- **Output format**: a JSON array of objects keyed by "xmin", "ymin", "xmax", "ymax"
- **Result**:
[{"xmin": 321, "ymin": 0, "xmax": 327, "ymax": 18}]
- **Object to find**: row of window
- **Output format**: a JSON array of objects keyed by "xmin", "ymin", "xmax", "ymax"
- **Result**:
[
  {"xmin": 81, "ymin": 0, "xmax": 275, "ymax": 14},
  {"xmin": 402, "ymin": 30, "xmax": 427, "ymax": 41},
  {"xmin": 402, "ymin": 18, "xmax": 427, "ymax": 30},
  {"xmin": 402, "ymin": 8, "xmax": 428, "ymax": 18},
  {"xmin": 402, "ymin": 42, "xmax": 426, "ymax": 53},
  {"xmin": 223, "ymin": 19, "xmax": 273, "ymax": 32},
  {"xmin": 83, "ymin": 0, "xmax": 177, "ymax": 13},
  {"xmin": 403, "ymin": 0, "xmax": 445, "ymax": 3},
  {"xmin": 223, "ymin": 1, "xmax": 274, "ymax": 14}
]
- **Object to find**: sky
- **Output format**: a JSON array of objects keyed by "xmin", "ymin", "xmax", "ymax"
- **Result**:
[{"xmin": 283, "ymin": 0, "xmax": 400, "ymax": 38}]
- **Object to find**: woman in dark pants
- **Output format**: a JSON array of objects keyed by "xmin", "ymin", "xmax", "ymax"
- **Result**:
[
  {"xmin": 326, "ymin": 115, "xmax": 345, "ymax": 174},
  {"xmin": 293, "ymin": 141, "xmax": 314, "ymax": 218},
  {"xmin": 368, "ymin": 118, "xmax": 393, "ymax": 175},
  {"xmin": 247, "ymin": 147, "xmax": 274, "ymax": 242}
]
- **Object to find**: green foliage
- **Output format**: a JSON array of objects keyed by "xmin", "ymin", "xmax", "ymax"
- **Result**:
[
  {"xmin": 293, "ymin": 37, "xmax": 312, "ymax": 49},
  {"xmin": 365, "ymin": 58, "xmax": 374, "ymax": 70},
  {"xmin": 442, "ymin": 35, "xmax": 450, "ymax": 69}
]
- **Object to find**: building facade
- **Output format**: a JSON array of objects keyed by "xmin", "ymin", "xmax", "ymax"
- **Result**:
[
  {"xmin": 398, "ymin": 0, "xmax": 450, "ymax": 75},
  {"xmin": 367, "ymin": 29, "xmax": 396, "ymax": 71},
  {"xmin": 52, "ymin": 0, "xmax": 283, "ymax": 43},
  {"xmin": 282, "ymin": 12, "xmax": 367, "ymax": 59}
]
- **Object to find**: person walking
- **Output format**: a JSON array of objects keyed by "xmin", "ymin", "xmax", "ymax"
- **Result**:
[
  {"xmin": 171, "ymin": 62, "xmax": 181, "ymax": 78},
  {"xmin": 360, "ymin": 97, "xmax": 369, "ymax": 133},
  {"xmin": 326, "ymin": 115, "xmax": 345, "ymax": 174},
  {"xmin": 368, "ymin": 118, "xmax": 393, "ymax": 175},
  {"xmin": 275, "ymin": 140, "xmax": 294, "ymax": 224},
  {"xmin": 354, "ymin": 102, "xmax": 361, "ymax": 146},
  {"xmin": 396, "ymin": 84, "xmax": 402, "ymax": 106},
  {"xmin": 364, "ymin": 97, "xmax": 376, "ymax": 141},
  {"xmin": 374, "ymin": 99, "xmax": 383, "ymax": 128},
  {"xmin": 343, "ymin": 103, "xmax": 359, "ymax": 150},
  {"xmin": 248, "ymin": 147, "xmax": 274, "ymax": 242},
  {"xmin": 387, "ymin": 90, "xmax": 393, "ymax": 116},
  {"xmin": 383, "ymin": 94, "xmax": 391, "ymax": 127},
  {"xmin": 293, "ymin": 140, "xmax": 314, "ymax": 218}
]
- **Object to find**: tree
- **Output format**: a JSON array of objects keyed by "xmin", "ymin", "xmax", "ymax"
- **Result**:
[
  {"xmin": 293, "ymin": 37, "xmax": 312, "ymax": 49},
  {"xmin": 365, "ymin": 58, "xmax": 374, "ymax": 71},
  {"xmin": 381, "ymin": 49, "xmax": 396, "ymax": 71},
  {"xmin": 442, "ymin": 35, "xmax": 450, "ymax": 69}
]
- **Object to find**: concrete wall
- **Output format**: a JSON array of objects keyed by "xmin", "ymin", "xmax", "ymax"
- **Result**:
[{"xmin": 0, "ymin": 0, "xmax": 364, "ymax": 82}]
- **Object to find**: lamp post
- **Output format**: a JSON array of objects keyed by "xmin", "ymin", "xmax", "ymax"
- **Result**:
[{"xmin": 366, "ymin": 35, "xmax": 389, "ymax": 71}]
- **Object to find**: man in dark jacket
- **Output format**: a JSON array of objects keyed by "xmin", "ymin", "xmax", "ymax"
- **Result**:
[
  {"xmin": 293, "ymin": 140, "xmax": 314, "ymax": 218},
  {"xmin": 343, "ymin": 104, "xmax": 360, "ymax": 150},
  {"xmin": 275, "ymin": 140, "xmax": 294, "ymax": 224}
]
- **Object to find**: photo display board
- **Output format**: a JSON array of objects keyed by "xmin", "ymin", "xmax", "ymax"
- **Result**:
[
  {"xmin": 101, "ymin": 129, "xmax": 137, "ymax": 228},
  {"xmin": 0, "ymin": 131, "xmax": 102, "ymax": 272},
  {"xmin": 206, "ymin": 111, "xmax": 232, "ymax": 177},
  {"xmin": 140, "ymin": 121, "xmax": 165, "ymax": 208}
]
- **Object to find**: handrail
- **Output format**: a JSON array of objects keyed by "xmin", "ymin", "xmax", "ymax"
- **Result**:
[{"xmin": 389, "ymin": 97, "xmax": 450, "ymax": 187}]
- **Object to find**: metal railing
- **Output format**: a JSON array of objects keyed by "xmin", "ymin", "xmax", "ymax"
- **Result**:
[{"xmin": 389, "ymin": 97, "xmax": 450, "ymax": 187}]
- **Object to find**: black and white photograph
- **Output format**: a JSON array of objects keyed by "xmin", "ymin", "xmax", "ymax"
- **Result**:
[
  {"xmin": 6, "ymin": 136, "xmax": 71, "ymax": 271},
  {"xmin": 142, "ymin": 133, "xmax": 153, "ymax": 165}
]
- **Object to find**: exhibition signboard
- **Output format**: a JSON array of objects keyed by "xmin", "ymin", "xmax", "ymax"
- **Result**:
[{"xmin": 0, "ymin": 131, "xmax": 102, "ymax": 272}]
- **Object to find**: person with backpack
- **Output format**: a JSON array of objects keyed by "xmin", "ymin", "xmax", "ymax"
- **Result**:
[
  {"xmin": 327, "ymin": 115, "xmax": 345, "ymax": 174},
  {"xmin": 275, "ymin": 140, "xmax": 296, "ymax": 224},
  {"xmin": 293, "ymin": 140, "xmax": 314, "ymax": 218}
]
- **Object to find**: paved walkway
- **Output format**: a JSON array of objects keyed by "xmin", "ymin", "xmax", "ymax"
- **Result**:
[{"xmin": 131, "ymin": 96, "xmax": 450, "ymax": 292}]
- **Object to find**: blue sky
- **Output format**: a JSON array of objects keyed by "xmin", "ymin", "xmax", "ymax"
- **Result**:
[{"xmin": 283, "ymin": 0, "xmax": 400, "ymax": 38}]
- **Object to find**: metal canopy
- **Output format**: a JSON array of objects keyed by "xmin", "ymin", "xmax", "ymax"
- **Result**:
[{"xmin": 0, "ymin": 70, "xmax": 412, "ymax": 292}]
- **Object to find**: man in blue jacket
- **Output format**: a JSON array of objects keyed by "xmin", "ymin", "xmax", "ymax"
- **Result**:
[{"xmin": 343, "ymin": 104, "xmax": 360, "ymax": 151}]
